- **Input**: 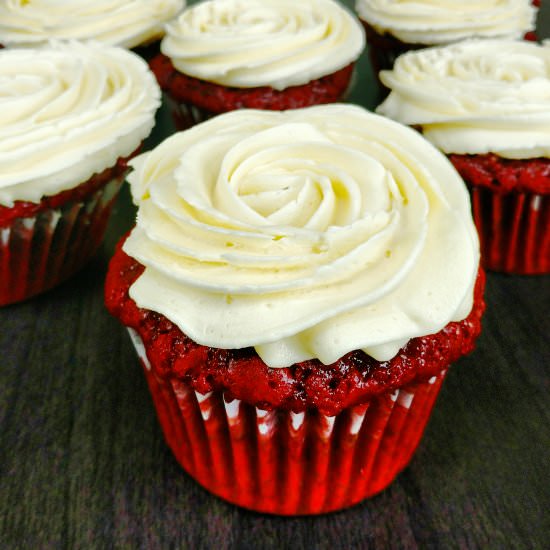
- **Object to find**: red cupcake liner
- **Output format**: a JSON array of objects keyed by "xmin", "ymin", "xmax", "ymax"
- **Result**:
[
  {"xmin": 128, "ymin": 328, "xmax": 448, "ymax": 515},
  {"xmin": 0, "ymin": 176, "xmax": 123, "ymax": 306},
  {"xmin": 470, "ymin": 185, "xmax": 549, "ymax": 274},
  {"xmin": 164, "ymin": 94, "xmax": 214, "ymax": 131}
]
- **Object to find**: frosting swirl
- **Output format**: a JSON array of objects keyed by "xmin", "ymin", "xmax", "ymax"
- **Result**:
[
  {"xmin": 0, "ymin": 0, "xmax": 185, "ymax": 48},
  {"xmin": 161, "ymin": 0, "xmax": 365, "ymax": 90},
  {"xmin": 377, "ymin": 40, "xmax": 550, "ymax": 158},
  {"xmin": 0, "ymin": 42, "xmax": 161, "ymax": 205},
  {"xmin": 124, "ymin": 105, "xmax": 479, "ymax": 368},
  {"xmin": 355, "ymin": 0, "xmax": 536, "ymax": 45}
]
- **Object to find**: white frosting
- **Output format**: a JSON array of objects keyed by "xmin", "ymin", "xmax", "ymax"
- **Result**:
[
  {"xmin": 161, "ymin": 0, "xmax": 365, "ymax": 90},
  {"xmin": 0, "ymin": 0, "xmax": 185, "ymax": 49},
  {"xmin": 355, "ymin": 0, "xmax": 536, "ymax": 45},
  {"xmin": 377, "ymin": 40, "xmax": 550, "ymax": 158},
  {"xmin": 0, "ymin": 42, "xmax": 161, "ymax": 206},
  {"xmin": 123, "ymin": 105, "xmax": 479, "ymax": 368}
]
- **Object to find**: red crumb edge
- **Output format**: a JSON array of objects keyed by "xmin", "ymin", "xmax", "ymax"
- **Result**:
[
  {"xmin": 105, "ymin": 237, "xmax": 485, "ymax": 416},
  {"xmin": 149, "ymin": 54, "xmax": 354, "ymax": 113},
  {"xmin": 449, "ymin": 153, "xmax": 550, "ymax": 195},
  {"xmin": 0, "ymin": 156, "xmax": 131, "ymax": 228}
]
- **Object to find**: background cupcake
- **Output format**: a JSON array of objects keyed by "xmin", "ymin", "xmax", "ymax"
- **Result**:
[
  {"xmin": 105, "ymin": 104, "xmax": 484, "ymax": 515},
  {"xmin": 0, "ymin": 41, "xmax": 160, "ymax": 305},
  {"xmin": 0, "ymin": 0, "xmax": 185, "ymax": 58},
  {"xmin": 377, "ymin": 39, "xmax": 550, "ymax": 274},
  {"xmin": 355, "ymin": 0, "xmax": 538, "ymax": 92},
  {"xmin": 150, "ymin": 0, "xmax": 365, "ymax": 129}
]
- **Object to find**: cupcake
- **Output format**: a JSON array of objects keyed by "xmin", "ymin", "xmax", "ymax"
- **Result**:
[
  {"xmin": 149, "ymin": 0, "xmax": 365, "ymax": 129},
  {"xmin": 377, "ymin": 39, "xmax": 550, "ymax": 274},
  {"xmin": 0, "ymin": 0, "xmax": 185, "ymax": 58},
  {"xmin": 0, "ymin": 42, "xmax": 161, "ymax": 306},
  {"xmin": 105, "ymin": 104, "xmax": 484, "ymax": 515},
  {"xmin": 355, "ymin": 0, "xmax": 538, "ymax": 89}
]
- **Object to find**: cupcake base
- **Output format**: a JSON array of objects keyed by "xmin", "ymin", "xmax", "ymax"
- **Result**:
[
  {"xmin": 470, "ymin": 186, "xmax": 548, "ymax": 274},
  {"xmin": 164, "ymin": 95, "xmax": 214, "ymax": 131},
  {"xmin": 129, "ymin": 328, "xmax": 447, "ymax": 515},
  {"xmin": 0, "ymin": 165, "xmax": 126, "ymax": 306},
  {"xmin": 150, "ymin": 54, "xmax": 355, "ymax": 130},
  {"xmin": 449, "ymin": 153, "xmax": 550, "ymax": 275}
]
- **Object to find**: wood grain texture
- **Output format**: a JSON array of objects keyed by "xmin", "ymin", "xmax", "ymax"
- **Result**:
[{"xmin": 1, "ymin": 2, "xmax": 550, "ymax": 548}]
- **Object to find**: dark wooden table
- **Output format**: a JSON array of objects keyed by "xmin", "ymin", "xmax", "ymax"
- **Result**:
[{"xmin": 2, "ymin": 2, "xmax": 549, "ymax": 548}]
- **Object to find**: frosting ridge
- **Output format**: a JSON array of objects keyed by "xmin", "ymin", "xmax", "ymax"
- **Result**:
[
  {"xmin": 0, "ymin": 41, "xmax": 161, "ymax": 205},
  {"xmin": 377, "ymin": 40, "xmax": 550, "ymax": 158},
  {"xmin": 161, "ymin": 0, "xmax": 365, "ymax": 90},
  {"xmin": 0, "ymin": 0, "xmax": 185, "ymax": 48},
  {"xmin": 124, "ymin": 105, "xmax": 479, "ymax": 368},
  {"xmin": 355, "ymin": 0, "xmax": 536, "ymax": 44}
]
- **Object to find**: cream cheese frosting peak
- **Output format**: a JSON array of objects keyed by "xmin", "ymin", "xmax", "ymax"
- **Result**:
[
  {"xmin": 0, "ymin": 0, "xmax": 185, "ymax": 48},
  {"xmin": 355, "ymin": 0, "xmax": 536, "ymax": 45},
  {"xmin": 377, "ymin": 40, "xmax": 550, "ymax": 158},
  {"xmin": 161, "ymin": 0, "xmax": 365, "ymax": 90},
  {"xmin": 124, "ymin": 105, "xmax": 479, "ymax": 368},
  {"xmin": 0, "ymin": 41, "xmax": 161, "ymax": 205}
]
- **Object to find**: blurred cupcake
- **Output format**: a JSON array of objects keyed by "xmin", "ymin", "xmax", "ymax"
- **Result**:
[
  {"xmin": 355, "ymin": 0, "xmax": 538, "ymax": 89},
  {"xmin": 0, "ymin": 42, "xmax": 161, "ymax": 306},
  {"xmin": 0, "ymin": 0, "xmax": 185, "ymax": 58},
  {"xmin": 377, "ymin": 39, "xmax": 550, "ymax": 274},
  {"xmin": 105, "ymin": 104, "xmax": 484, "ymax": 515},
  {"xmin": 149, "ymin": 0, "xmax": 365, "ymax": 129}
]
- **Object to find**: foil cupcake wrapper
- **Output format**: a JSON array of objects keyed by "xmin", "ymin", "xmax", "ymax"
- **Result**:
[
  {"xmin": 128, "ymin": 328, "xmax": 447, "ymax": 515},
  {"xmin": 0, "ymin": 177, "xmax": 123, "ymax": 306},
  {"xmin": 470, "ymin": 186, "xmax": 549, "ymax": 274}
]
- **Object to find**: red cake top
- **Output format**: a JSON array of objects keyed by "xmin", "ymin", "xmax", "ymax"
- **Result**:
[
  {"xmin": 106, "ymin": 237, "xmax": 485, "ymax": 416},
  {"xmin": 449, "ymin": 153, "xmax": 550, "ymax": 195},
  {"xmin": 149, "ymin": 54, "xmax": 354, "ymax": 114},
  {"xmin": 0, "ymin": 157, "xmax": 130, "ymax": 228}
]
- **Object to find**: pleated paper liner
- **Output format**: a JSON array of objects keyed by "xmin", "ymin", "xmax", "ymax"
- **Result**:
[
  {"xmin": 128, "ymin": 328, "xmax": 447, "ymax": 515},
  {"xmin": 164, "ymin": 95, "xmax": 214, "ymax": 132},
  {"xmin": 470, "ymin": 186, "xmax": 549, "ymax": 274},
  {"xmin": 0, "ymin": 176, "xmax": 123, "ymax": 306}
]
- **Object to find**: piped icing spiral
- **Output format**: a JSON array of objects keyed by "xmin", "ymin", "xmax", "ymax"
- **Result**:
[
  {"xmin": 0, "ymin": 42, "xmax": 161, "ymax": 206},
  {"xmin": 355, "ymin": 0, "xmax": 536, "ymax": 45},
  {"xmin": 377, "ymin": 40, "xmax": 550, "ymax": 158},
  {"xmin": 161, "ymin": 0, "xmax": 365, "ymax": 90},
  {"xmin": 0, "ymin": 0, "xmax": 185, "ymax": 48},
  {"xmin": 123, "ymin": 105, "xmax": 479, "ymax": 368}
]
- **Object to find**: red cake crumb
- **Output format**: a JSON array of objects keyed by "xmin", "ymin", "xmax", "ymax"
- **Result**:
[
  {"xmin": 106, "ymin": 237, "xmax": 485, "ymax": 416},
  {"xmin": 448, "ymin": 153, "xmax": 550, "ymax": 195},
  {"xmin": 0, "ymin": 156, "xmax": 131, "ymax": 228},
  {"xmin": 149, "ymin": 54, "xmax": 354, "ymax": 113}
]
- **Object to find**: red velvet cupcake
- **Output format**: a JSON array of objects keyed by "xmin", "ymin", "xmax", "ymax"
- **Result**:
[
  {"xmin": 377, "ymin": 39, "xmax": 550, "ymax": 274},
  {"xmin": 105, "ymin": 105, "xmax": 483, "ymax": 515},
  {"xmin": 0, "ymin": 42, "xmax": 160, "ymax": 305},
  {"xmin": 149, "ymin": 0, "xmax": 365, "ymax": 129},
  {"xmin": 355, "ymin": 0, "xmax": 538, "ymax": 92}
]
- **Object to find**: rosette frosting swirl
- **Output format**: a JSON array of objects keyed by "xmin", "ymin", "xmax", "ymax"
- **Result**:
[
  {"xmin": 161, "ymin": 0, "xmax": 365, "ymax": 90},
  {"xmin": 0, "ymin": 42, "xmax": 161, "ymax": 205},
  {"xmin": 124, "ymin": 105, "xmax": 479, "ymax": 368},
  {"xmin": 377, "ymin": 40, "xmax": 550, "ymax": 158},
  {"xmin": 0, "ymin": 0, "xmax": 185, "ymax": 48},
  {"xmin": 355, "ymin": 0, "xmax": 536, "ymax": 44}
]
